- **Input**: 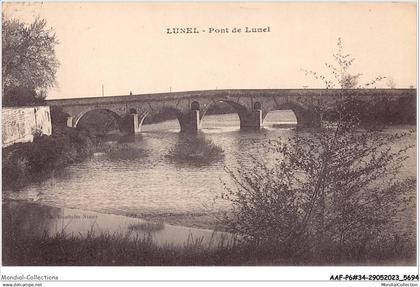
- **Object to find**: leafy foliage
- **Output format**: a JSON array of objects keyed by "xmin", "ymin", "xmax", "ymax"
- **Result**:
[
  {"xmin": 301, "ymin": 38, "xmax": 385, "ymax": 89},
  {"xmin": 221, "ymin": 118, "xmax": 415, "ymax": 262},
  {"xmin": 2, "ymin": 86, "xmax": 45, "ymax": 106},
  {"xmin": 300, "ymin": 37, "xmax": 415, "ymax": 128},
  {"xmin": 2, "ymin": 126, "xmax": 94, "ymax": 190},
  {"xmin": 2, "ymin": 17, "xmax": 59, "ymax": 106},
  {"xmin": 219, "ymin": 38, "xmax": 416, "ymax": 263},
  {"xmin": 166, "ymin": 136, "xmax": 224, "ymax": 166}
]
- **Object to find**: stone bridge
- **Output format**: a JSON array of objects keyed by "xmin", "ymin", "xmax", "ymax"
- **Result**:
[{"xmin": 47, "ymin": 89, "xmax": 416, "ymax": 134}]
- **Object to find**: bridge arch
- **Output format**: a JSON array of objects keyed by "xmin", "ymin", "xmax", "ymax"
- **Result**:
[
  {"xmin": 262, "ymin": 102, "xmax": 304, "ymax": 127},
  {"xmin": 139, "ymin": 106, "xmax": 189, "ymax": 132},
  {"xmin": 263, "ymin": 102, "xmax": 321, "ymax": 128},
  {"xmin": 74, "ymin": 108, "xmax": 122, "ymax": 128},
  {"xmin": 74, "ymin": 108, "xmax": 123, "ymax": 136},
  {"xmin": 201, "ymin": 99, "xmax": 249, "ymax": 117},
  {"xmin": 49, "ymin": 106, "xmax": 73, "ymax": 126},
  {"xmin": 200, "ymin": 99, "xmax": 250, "ymax": 129}
]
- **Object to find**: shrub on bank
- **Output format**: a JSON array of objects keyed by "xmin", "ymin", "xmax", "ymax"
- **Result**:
[
  {"xmin": 219, "ymin": 117, "xmax": 416, "ymax": 264},
  {"xmin": 165, "ymin": 137, "xmax": 224, "ymax": 166},
  {"xmin": 2, "ymin": 126, "xmax": 95, "ymax": 190}
]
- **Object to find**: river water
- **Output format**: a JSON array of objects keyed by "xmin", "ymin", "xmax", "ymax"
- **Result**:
[
  {"xmin": 4, "ymin": 112, "xmax": 300, "ymax": 216},
  {"xmin": 3, "ymin": 111, "xmax": 416, "ymax": 245}
]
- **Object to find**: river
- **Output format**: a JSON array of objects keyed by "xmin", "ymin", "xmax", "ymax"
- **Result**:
[
  {"xmin": 3, "ymin": 111, "xmax": 416, "ymax": 246},
  {"xmin": 4, "ymin": 112, "xmax": 299, "ymax": 217}
]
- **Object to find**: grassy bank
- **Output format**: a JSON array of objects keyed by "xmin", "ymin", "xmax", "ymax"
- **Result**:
[
  {"xmin": 2, "ymin": 126, "xmax": 96, "ymax": 190},
  {"xmin": 2, "ymin": 228, "xmax": 415, "ymax": 266}
]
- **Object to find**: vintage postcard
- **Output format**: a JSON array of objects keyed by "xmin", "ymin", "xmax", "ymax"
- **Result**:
[{"xmin": 1, "ymin": 1, "xmax": 417, "ymax": 285}]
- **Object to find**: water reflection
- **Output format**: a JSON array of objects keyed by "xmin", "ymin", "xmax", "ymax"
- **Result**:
[
  {"xmin": 3, "ymin": 200, "xmax": 230, "ymax": 247},
  {"xmin": 3, "ymin": 200, "xmax": 60, "ymax": 241},
  {"xmin": 106, "ymin": 144, "xmax": 148, "ymax": 162},
  {"xmin": 264, "ymin": 110, "xmax": 297, "ymax": 129},
  {"xmin": 3, "ymin": 113, "xmax": 416, "ymax": 226}
]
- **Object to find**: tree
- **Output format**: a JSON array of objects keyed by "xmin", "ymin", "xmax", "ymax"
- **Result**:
[
  {"xmin": 219, "ymin": 39, "xmax": 416, "ymax": 264},
  {"xmin": 303, "ymin": 38, "xmax": 403, "ymax": 128},
  {"xmin": 222, "ymin": 123, "xmax": 414, "ymax": 263},
  {"xmin": 2, "ymin": 16, "xmax": 59, "ymax": 106},
  {"xmin": 386, "ymin": 77, "xmax": 397, "ymax": 89},
  {"xmin": 301, "ymin": 38, "xmax": 385, "ymax": 89}
]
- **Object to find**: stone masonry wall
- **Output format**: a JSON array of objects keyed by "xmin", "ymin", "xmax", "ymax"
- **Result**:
[{"xmin": 2, "ymin": 106, "xmax": 52, "ymax": 147}]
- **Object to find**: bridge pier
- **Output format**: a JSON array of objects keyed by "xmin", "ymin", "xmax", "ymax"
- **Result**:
[
  {"xmin": 66, "ymin": 116, "xmax": 73, "ymax": 128},
  {"xmin": 239, "ymin": 110, "xmax": 262, "ymax": 130},
  {"xmin": 120, "ymin": 114, "xmax": 141, "ymax": 135},
  {"xmin": 179, "ymin": 110, "xmax": 200, "ymax": 133}
]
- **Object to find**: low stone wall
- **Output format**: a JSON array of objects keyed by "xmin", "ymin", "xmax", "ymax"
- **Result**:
[{"xmin": 2, "ymin": 106, "xmax": 52, "ymax": 147}]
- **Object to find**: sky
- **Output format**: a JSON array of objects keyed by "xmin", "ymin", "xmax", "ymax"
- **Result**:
[{"xmin": 3, "ymin": 2, "xmax": 417, "ymax": 99}]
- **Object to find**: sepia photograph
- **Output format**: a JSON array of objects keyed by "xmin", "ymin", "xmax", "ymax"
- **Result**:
[{"xmin": 1, "ymin": 1, "xmax": 418, "ymax": 284}]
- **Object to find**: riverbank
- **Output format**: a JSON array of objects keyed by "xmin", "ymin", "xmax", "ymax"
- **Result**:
[
  {"xmin": 2, "ymin": 122, "xmax": 416, "ymax": 265},
  {"xmin": 2, "ymin": 200, "xmax": 229, "ymax": 247},
  {"xmin": 2, "ymin": 200, "xmax": 239, "ymax": 266},
  {"xmin": 2, "ymin": 126, "xmax": 229, "ymax": 230},
  {"xmin": 3, "ymin": 200, "xmax": 415, "ymax": 266},
  {"xmin": 2, "ymin": 126, "xmax": 96, "ymax": 191}
]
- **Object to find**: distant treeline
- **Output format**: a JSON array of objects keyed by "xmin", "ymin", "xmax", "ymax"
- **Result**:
[{"xmin": 324, "ymin": 97, "xmax": 416, "ymax": 127}]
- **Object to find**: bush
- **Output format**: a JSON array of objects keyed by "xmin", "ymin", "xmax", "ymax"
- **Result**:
[
  {"xmin": 220, "ymin": 115, "xmax": 415, "ymax": 264},
  {"xmin": 165, "ymin": 136, "xmax": 224, "ymax": 166},
  {"xmin": 324, "ymin": 96, "xmax": 416, "ymax": 129},
  {"xmin": 2, "ymin": 126, "xmax": 95, "ymax": 190},
  {"xmin": 2, "ymin": 87, "xmax": 45, "ymax": 107}
]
